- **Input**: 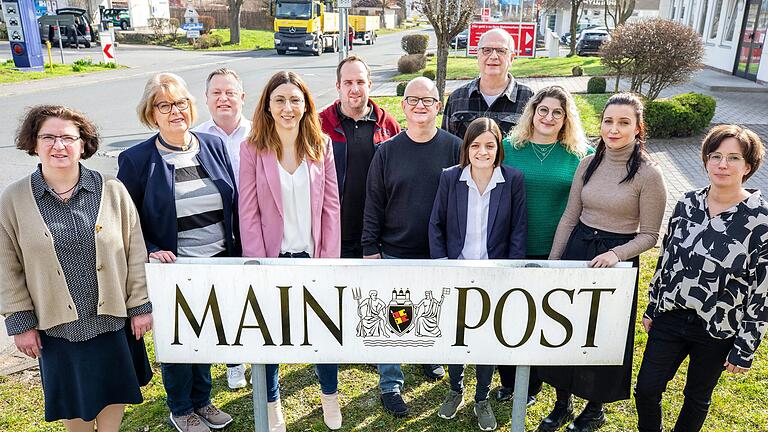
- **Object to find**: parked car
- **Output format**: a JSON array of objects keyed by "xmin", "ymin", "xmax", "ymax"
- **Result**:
[
  {"xmin": 576, "ymin": 29, "xmax": 610, "ymax": 56},
  {"xmin": 38, "ymin": 8, "xmax": 96, "ymax": 48},
  {"xmin": 101, "ymin": 8, "xmax": 131, "ymax": 30},
  {"xmin": 559, "ymin": 23, "xmax": 599, "ymax": 45},
  {"xmin": 451, "ymin": 29, "xmax": 468, "ymax": 49}
]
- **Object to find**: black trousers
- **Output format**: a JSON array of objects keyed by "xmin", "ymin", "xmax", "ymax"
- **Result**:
[{"xmin": 635, "ymin": 309, "xmax": 734, "ymax": 432}]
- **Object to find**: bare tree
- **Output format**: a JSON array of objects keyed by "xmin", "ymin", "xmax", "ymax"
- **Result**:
[
  {"xmin": 229, "ymin": 0, "xmax": 244, "ymax": 44},
  {"xmin": 604, "ymin": 0, "xmax": 635, "ymax": 28},
  {"xmin": 567, "ymin": 0, "xmax": 586, "ymax": 55},
  {"xmin": 415, "ymin": 0, "xmax": 473, "ymax": 102}
]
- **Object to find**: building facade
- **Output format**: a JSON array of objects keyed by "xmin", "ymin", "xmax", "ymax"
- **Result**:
[{"xmin": 661, "ymin": 0, "xmax": 767, "ymax": 82}]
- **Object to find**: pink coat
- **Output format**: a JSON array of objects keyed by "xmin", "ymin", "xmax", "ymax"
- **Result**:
[{"xmin": 239, "ymin": 137, "xmax": 341, "ymax": 258}]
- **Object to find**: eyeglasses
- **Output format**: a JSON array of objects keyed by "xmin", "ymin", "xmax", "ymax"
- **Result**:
[
  {"xmin": 154, "ymin": 99, "xmax": 190, "ymax": 114},
  {"xmin": 404, "ymin": 96, "xmax": 439, "ymax": 107},
  {"xmin": 479, "ymin": 47, "xmax": 510, "ymax": 56},
  {"xmin": 37, "ymin": 134, "xmax": 81, "ymax": 146},
  {"xmin": 536, "ymin": 105, "xmax": 565, "ymax": 120},
  {"xmin": 707, "ymin": 152, "xmax": 745, "ymax": 165},
  {"xmin": 270, "ymin": 97, "xmax": 305, "ymax": 107}
]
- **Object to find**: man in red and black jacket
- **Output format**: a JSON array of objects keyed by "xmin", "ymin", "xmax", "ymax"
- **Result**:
[{"xmin": 319, "ymin": 55, "xmax": 400, "ymax": 259}]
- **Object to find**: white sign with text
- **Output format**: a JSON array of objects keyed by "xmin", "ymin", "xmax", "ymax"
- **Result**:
[{"xmin": 147, "ymin": 259, "xmax": 637, "ymax": 366}]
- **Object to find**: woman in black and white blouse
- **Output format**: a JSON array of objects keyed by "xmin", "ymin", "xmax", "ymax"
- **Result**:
[{"xmin": 635, "ymin": 124, "xmax": 768, "ymax": 432}]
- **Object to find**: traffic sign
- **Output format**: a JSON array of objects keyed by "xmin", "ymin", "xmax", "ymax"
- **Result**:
[
  {"xmin": 99, "ymin": 30, "xmax": 115, "ymax": 63},
  {"xmin": 338, "ymin": 0, "xmax": 351, "ymax": 7},
  {"xmin": 481, "ymin": 8, "xmax": 491, "ymax": 22},
  {"xmin": 180, "ymin": 22, "xmax": 204, "ymax": 31},
  {"xmin": 468, "ymin": 22, "xmax": 537, "ymax": 57},
  {"xmin": 186, "ymin": 30, "xmax": 200, "ymax": 39}
]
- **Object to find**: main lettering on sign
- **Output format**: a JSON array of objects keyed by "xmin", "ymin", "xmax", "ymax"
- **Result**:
[{"xmin": 147, "ymin": 259, "xmax": 636, "ymax": 366}]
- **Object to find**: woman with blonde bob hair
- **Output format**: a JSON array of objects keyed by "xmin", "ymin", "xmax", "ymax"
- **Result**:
[
  {"xmin": 495, "ymin": 86, "xmax": 593, "ymax": 405},
  {"xmin": 239, "ymin": 71, "xmax": 341, "ymax": 431},
  {"xmin": 118, "ymin": 72, "xmax": 240, "ymax": 432}
]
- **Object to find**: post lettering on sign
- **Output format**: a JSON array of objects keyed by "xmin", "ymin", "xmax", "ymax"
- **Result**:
[
  {"xmin": 146, "ymin": 259, "xmax": 637, "ymax": 366},
  {"xmin": 468, "ymin": 21, "xmax": 537, "ymax": 57}
]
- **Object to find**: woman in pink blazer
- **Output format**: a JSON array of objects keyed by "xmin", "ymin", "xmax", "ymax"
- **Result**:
[{"xmin": 239, "ymin": 71, "xmax": 341, "ymax": 431}]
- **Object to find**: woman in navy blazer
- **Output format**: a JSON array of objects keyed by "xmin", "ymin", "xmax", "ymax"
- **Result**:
[
  {"xmin": 429, "ymin": 117, "xmax": 527, "ymax": 430},
  {"xmin": 117, "ymin": 73, "xmax": 240, "ymax": 431}
]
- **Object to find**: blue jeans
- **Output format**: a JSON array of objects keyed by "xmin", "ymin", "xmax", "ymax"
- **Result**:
[
  {"xmin": 161, "ymin": 363, "xmax": 212, "ymax": 416},
  {"xmin": 378, "ymin": 252, "xmax": 405, "ymax": 394},
  {"xmin": 448, "ymin": 364, "xmax": 495, "ymax": 402},
  {"xmin": 266, "ymin": 364, "xmax": 339, "ymax": 402}
]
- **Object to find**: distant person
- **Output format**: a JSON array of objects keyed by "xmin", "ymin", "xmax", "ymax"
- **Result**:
[
  {"xmin": 635, "ymin": 125, "xmax": 768, "ymax": 432},
  {"xmin": 538, "ymin": 93, "xmax": 667, "ymax": 432},
  {"xmin": 442, "ymin": 28, "xmax": 533, "ymax": 139},
  {"xmin": 362, "ymin": 77, "xmax": 461, "ymax": 417},
  {"xmin": 1, "ymin": 105, "xmax": 153, "ymax": 432},
  {"xmin": 319, "ymin": 55, "xmax": 400, "ymax": 259},
  {"xmin": 118, "ymin": 73, "xmax": 239, "ymax": 432},
  {"xmin": 239, "ymin": 71, "xmax": 342, "ymax": 431},
  {"xmin": 429, "ymin": 117, "xmax": 527, "ymax": 431},
  {"xmin": 190, "ymin": 68, "xmax": 252, "ymax": 389},
  {"xmin": 495, "ymin": 85, "xmax": 593, "ymax": 404}
]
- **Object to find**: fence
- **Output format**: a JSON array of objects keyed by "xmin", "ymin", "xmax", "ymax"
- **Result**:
[{"xmin": 169, "ymin": 7, "xmax": 274, "ymax": 31}]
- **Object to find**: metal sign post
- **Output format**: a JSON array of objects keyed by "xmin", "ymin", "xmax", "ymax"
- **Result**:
[
  {"xmin": 251, "ymin": 364, "xmax": 269, "ymax": 431},
  {"xmin": 338, "ymin": 0, "xmax": 351, "ymax": 61}
]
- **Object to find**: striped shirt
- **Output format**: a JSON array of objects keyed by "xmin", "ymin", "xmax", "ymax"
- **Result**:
[{"xmin": 159, "ymin": 141, "xmax": 227, "ymax": 258}]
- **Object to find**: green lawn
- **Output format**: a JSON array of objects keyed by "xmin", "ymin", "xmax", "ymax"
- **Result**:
[
  {"xmin": 170, "ymin": 29, "xmax": 275, "ymax": 51},
  {"xmin": 2, "ymin": 250, "xmax": 767, "ymax": 431},
  {"xmin": 0, "ymin": 58, "xmax": 121, "ymax": 84},
  {"xmin": 392, "ymin": 56, "xmax": 608, "ymax": 82},
  {"xmin": 372, "ymin": 94, "xmax": 609, "ymax": 137}
]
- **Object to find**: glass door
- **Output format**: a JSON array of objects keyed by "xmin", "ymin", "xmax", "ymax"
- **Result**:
[{"xmin": 735, "ymin": 0, "xmax": 767, "ymax": 79}]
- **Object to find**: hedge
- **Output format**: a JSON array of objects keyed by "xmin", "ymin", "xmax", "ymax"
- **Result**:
[{"xmin": 645, "ymin": 93, "xmax": 716, "ymax": 138}]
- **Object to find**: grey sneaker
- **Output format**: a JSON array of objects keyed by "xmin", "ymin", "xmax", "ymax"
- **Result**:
[
  {"xmin": 438, "ymin": 390, "xmax": 465, "ymax": 419},
  {"xmin": 194, "ymin": 404, "xmax": 233, "ymax": 429},
  {"xmin": 169, "ymin": 413, "xmax": 210, "ymax": 432},
  {"xmin": 474, "ymin": 400, "xmax": 498, "ymax": 431}
]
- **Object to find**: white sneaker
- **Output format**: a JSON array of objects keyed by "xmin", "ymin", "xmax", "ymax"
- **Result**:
[
  {"xmin": 227, "ymin": 364, "xmax": 247, "ymax": 389},
  {"xmin": 320, "ymin": 392, "xmax": 343, "ymax": 430},
  {"xmin": 267, "ymin": 398, "xmax": 286, "ymax": 432}
]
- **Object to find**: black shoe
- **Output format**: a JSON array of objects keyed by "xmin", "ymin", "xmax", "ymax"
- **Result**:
[
  {"xmin": 381, "ymin": 392, "xmax": 409, "ymax": 417},
  {"xmin": 537, "ymin": 397, "xmax": 574, "ymax": 432},
  {"xmin": 495, "ymin": 387, "xmax": 513, "ymax": 401},
  {"xmin": 566, "ymin": 403, "xmax": 606, "ymax": 432},
  {"xmin": 422, "ymin": 364, "xmax": 445, "ymax": 380}
]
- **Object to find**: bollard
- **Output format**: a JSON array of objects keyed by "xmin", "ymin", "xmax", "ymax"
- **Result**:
[{"xmin": 45, "ymin": 40, "xmax": 53, "ymax": 70}]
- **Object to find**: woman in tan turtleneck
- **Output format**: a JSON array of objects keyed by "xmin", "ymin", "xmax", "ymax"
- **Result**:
[{"xmin": 536, "ymin": 93, "xmax": 667, "ymax": 432}]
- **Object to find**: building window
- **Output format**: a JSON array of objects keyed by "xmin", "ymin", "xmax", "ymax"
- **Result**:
[
  {"xmin": 547, "ymin": 14, "xmax": 556, "ymax": 31},
  {"xmin": 723, "ymin": 0, "xmax": 743, "ymax": 42},
  {"xmin": 698, "ymin": 0, "xmax": 709, "ymax": 34},
  {"xmin": 687, "ymin": 0, "xmax": 699, "ymax": 26},
  {"xmin": 708, "ymin": 0, "xmax": 723, "ymax": 39}
]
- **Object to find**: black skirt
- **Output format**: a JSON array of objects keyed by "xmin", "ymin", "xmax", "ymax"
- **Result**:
[
  {"xmin": 538, "ymin": 222, "xmax": 640, "ymax": 403},
  {"xmin": 38, "ymin": 327, "xmax": 146, "ymax": 422}
]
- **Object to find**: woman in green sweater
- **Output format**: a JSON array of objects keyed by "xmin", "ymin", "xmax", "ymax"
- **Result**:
[{"xmin": 495, "ymin": 85, "xmax": 592, "ymax": 404}]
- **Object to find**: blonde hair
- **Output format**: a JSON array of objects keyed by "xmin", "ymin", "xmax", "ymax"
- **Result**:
[
  {"xmin": 510, "ymin": 86, "xmax": 588, "ymax": 157},
  {"xmin": 137, "ymin": 73, "xmax": 197, "ymax": 129},
  {"xmin": 248, "ymin": 71, "xmax": 325, "ymax": 162}
]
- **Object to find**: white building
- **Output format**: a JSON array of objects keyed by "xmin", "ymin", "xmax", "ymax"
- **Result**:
[
  {"xmin": 538, "ymin": 0, "xmax": 660, "ymax": 37},
  {"xmin": 660, "ymin": 0, "xmax": 767, "ymax": 82}
]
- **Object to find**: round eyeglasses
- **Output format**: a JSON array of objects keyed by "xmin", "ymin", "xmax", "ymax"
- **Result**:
[{"xmin": 154, "ymin": 99, "xmax": 190, "ymax": 114}]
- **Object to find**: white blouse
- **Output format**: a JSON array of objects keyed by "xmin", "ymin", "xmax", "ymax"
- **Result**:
[
  {"xmin": 278, "ymin": 160, "xmax": 314, "ymax": 257},
  {"xmin": 459, "ymin": 165, "xmax": 505, "ymax": 260}
]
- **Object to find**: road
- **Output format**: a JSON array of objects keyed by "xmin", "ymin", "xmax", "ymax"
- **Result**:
[
  {"xmin": 0, "ymin": 28, "xmax": 436, "ymax": 182},
  {"xmin": 0, "ymin": 28, "xmax": 436, "ymax": 359}
]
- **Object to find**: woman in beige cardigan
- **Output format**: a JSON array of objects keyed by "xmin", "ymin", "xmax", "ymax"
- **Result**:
[{"xmin": 0, "ymin": 105, "xmax": 153, "ymax": 432}]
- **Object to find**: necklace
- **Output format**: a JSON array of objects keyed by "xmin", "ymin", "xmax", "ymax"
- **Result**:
[
  {"xmin": 158, "ymin": 133, "xmax": 192, "ymax": 152},
  {"xmin": 52, "ymin": 182, "xmax": 78, "ymax": 203},
  {"xmin": 531, "ymin": 142, "xmax": 558, "ymax": 164}
]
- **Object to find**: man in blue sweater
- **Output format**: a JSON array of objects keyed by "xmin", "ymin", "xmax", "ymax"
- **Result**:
[{"xmin": 362, "ymin": 77, "xmax": 461, "ymax": 417}]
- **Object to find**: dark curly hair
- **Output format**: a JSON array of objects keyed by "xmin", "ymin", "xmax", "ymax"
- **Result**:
[{"xmin": 15, "ymin": 105, "xmax": 100, "ymax": 158}]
